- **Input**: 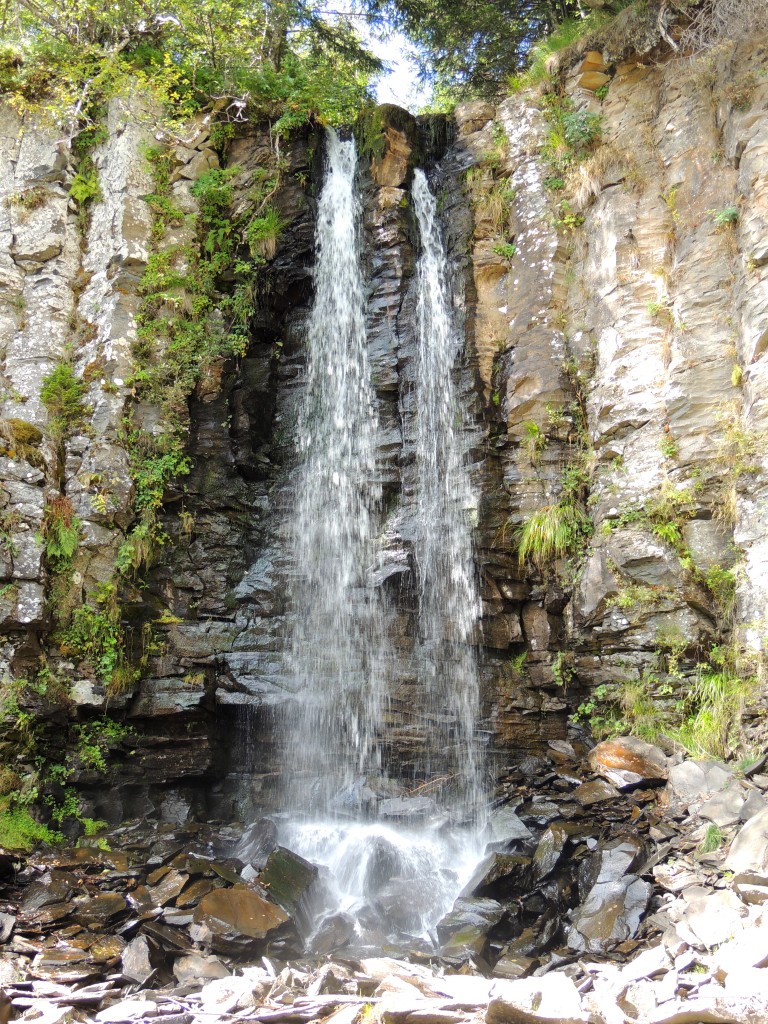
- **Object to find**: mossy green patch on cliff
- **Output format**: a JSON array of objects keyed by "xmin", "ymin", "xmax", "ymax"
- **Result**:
[{"xmin": 40, "ymin": 362, "xmax": 89, "ymax": 445}]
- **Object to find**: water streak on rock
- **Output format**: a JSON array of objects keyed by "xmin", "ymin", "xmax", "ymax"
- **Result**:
[
  {"xmin": 282, "ymin": 130, "xmax": 387, "ymax": 813},
  {"xmin": 412, "ymin": 168, "xmax": 485, "ymax": 819}
]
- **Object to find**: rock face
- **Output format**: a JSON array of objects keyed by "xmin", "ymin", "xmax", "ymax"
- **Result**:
[{"xmin": 1, "ymin": 26, "xmax": 768, "ymax": 820}]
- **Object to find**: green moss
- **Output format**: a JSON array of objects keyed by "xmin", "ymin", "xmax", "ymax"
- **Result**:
[
  {"xmin": 40, "ymin": 363, "xmax": 88, "ymax": 443},
  {"xmin": 0, "ymin": 807, "xmax": 61, "ymax": 851}
]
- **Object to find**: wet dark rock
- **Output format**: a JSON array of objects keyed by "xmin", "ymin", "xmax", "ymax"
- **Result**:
[
  {"xmin": 573, "ymin": 780, "xmax": 620, "ymax": 806},
  {"xmin": 193, "ymin": 884, "xmax": 295, "ymax": 952},
  {"xmin": 309, "ymin": 912, "xmax": 355, "ymax": 954},
  {"xmin": 73, "ymin": 892, "xmax": 129, "ymax": 926},
  {"xmin": 578, "ymin": 836, "xmax": 646, "ymax": 897},
  {"xmin": 378, "ymin": 797, "xmax": 436, "ymax": 820},
  {"xmin": 491, "ymin": 953, "xmax": 538, "ymax": 980},
  {"xmin": 236, "ymin": 818, "xmax": 279, "ymax": 869},
  {"xmin": 485, "ymin": 806, "xmax": 533, "ymax": 847},
  {"xmin": 19, "ymin": 873, "xmax": 77, "ymax": 915},
  {"xmin": 373, "ymin": 877, "xmax": 445, "ymax": 934},
  {"xmin": 147, "ymin": 868, "xmax": 189, "ymax": 906},
  {"xmin": 141, "ymin": 919, "xmax": 192, "ymax": 951},
  {"xmin": 530, "ymin": 825, "xmax": 568, "ymax": 884},
  {"xmin": 519, "ymin": 801, "xmax": 561, "ymax": 826},
  {"xmin": 260, "ymin": 847, "xmax": 321, "ymax": 931},
  {"xmin": 567, "ymin": 876, "xmax": 652, "ymax": 954},
  {"xmin": 588, "ymin": 737, "xmax": 668, "ymax": 790},
  {"xmin": 362, "ymin": 839, "xmax": 406, "ymax": 897},
  {"xmin": 461, "ymin": 854, "xmax": 531, "ymax": 900},
  {"xmin": 436, "ymin": 897, "xmax": 506, "ymax": 957}
]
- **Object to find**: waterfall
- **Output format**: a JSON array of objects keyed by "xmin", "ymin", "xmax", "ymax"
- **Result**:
[
  {"xmin": 282, "ymin": 130, "xmax": 387, "ymax": 814},
  {"xmin": 411, "ymin": 169, "xmax": 485, "ymax": 820},
  {"xmin": 261, "ymin": 142, "xmax": 486, "ymax": 942}
]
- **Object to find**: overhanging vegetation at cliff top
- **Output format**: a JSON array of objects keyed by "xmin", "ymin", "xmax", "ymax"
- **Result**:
[
  {"xmin": 0, "ymin": 0, "xmax": 381, "ymax": 135},
  {"xmin": 1, "ymin": 0, "xmax": 762, "ymax": 138}
]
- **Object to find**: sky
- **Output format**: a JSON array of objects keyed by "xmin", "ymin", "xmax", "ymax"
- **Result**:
[{"xmin": 364, "ymin": 27, "xmax": 432, "ymax": 110}]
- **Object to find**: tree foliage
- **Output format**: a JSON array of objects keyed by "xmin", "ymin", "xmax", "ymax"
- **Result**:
[
  {"xmin": 0, "ymin": 0, "xmax": 380, "ymax": 133},
  {"xmin": 361, "ymin": 0, "xmax": 596, "ymax": 97}
]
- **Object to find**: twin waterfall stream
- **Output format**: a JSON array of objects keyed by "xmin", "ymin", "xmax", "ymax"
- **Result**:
[{"xmin": 256, "ymin": 132, "xmax": 486, "ymax": 944}]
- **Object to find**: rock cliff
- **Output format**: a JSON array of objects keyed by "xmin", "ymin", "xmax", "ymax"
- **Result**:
[{"xmin": 1, "ymin": 27, "xmax": 767, "ymax": 824}]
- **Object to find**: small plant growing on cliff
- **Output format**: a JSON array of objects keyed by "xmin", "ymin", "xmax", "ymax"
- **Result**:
[
  {"xmin": 659, "ymin": 430, "xmax": 678, "ymax": 460},
  {"xmin": 246, "ymin": 205, "xmax": 285, "ymax": 262},
  {"xmin": 521, "ymin": 420, "xmax": 546, "ymax": 464},
  {"xmin": 517, "ymin": 501, "xmax": 591, "ymax": 568},
  {"xmin": 711, "ymin": 206, "xmax": 739, "ymax": 228},
  {"xmin": 41, "ymin": 497, "xmax": 81, "ymax": 573},
  {"xmin": 491, "ymin": 241, "xmax": 517, "ymax": 262},
  {"xmin": 552, "ymin": 651, "xmax": 574, "ymax": 689},
  {"xmin": 40, "ymin": 363, "xmax": 88, "ymax": 443}
]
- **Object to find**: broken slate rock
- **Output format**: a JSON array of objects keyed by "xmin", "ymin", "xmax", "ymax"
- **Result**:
[
  {"xmin": 573, "ymin": 779, "xmax": 620, "ymax": 806},
  {"xmin": 700, "ymin": 782, "xmax": 746, "ymax": 827},
  {"xmin": 579, "ymin": 836, "xmax": 646, "ymax": 896},
  {"xmin": 531, "ymin": 825, "xmax": 568, "ymax": 884},
  {"xmin": 260, "ymin": 847, "xmax": 320, "ymax": 929},
  {"xmin": 725, "ymin": 806, "xmax": 768, "ymax": 883},
  {"xmin": 461, "ymin": 854, "xmax": 530, "ymax": 900},
  {"xmin": 309, "ymin": 911, "xmax": 355, "ymax": 954},
  {"xmin": 674, "ymin": 890, "xmax": 749, "ymax": 949},
  {"xmin": 436, "ymin": 897, "xmax": 506, "ymax": 957},
  {"xmin": 378, "ymin": 796, "xmax": 436, "ymax": 820},
  {"xmin": 588, "ymin": 737, "xmax": 668, "ymax": 790},
  {"xmin": 194, "ymin": 884, "xmax": 293, "ymax": 947},
  {"xmin": 485, "ymin": 805, "xmax": 533, "ymax": 846},
  {"xmin": 173, "ymin": 953, "xmax": 230, "ymax": 985},
  {"xmin": 666, "ymin": 759, "xmax": 733, "ymax": 810},
  {"xmin": 568, "ymin": 876, "xmax": 652, "ymax": 954},
  {"xmin": 486, "ymin": 973, "xmax": 587, "ymax": 1024},
  {"xmin": 236, "ymin": 818, "xmax": 278, "ymax": 870}
]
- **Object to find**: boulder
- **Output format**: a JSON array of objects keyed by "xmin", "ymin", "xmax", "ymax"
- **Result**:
[
  {"xmin": 725, "ymin": 807, "xmax": 768, "ymax": 883},
  {"xmin": 309, "ymin": 911, "xmax": 355, "ymax": 954},
  {"xmin": 568, "ymin": 876, "xmax": 652, "ymax": 954},
  {"xmin": 573, "ymin": 779, "xmax": 620, "ymax": 806},
  {"xmin": 530, "ymin": 825, "xmax": 567, "ymax": 884},
  {"xmin": 487, "ymin": 974, "xmax": 587, "ymax": 1024},
  {"xmin": 588, "ymin": 737, "xmax": 668, "ymax": 789},
  {"xmin": 436, "ymin": 897, "xmax": 506, "ymax": 957},
  {"xmin": 193, "ymin": 885, "xmax": 297, "ymax": 955},
  {"xmin": 673, "ymin": 890, "xmax": 749, "ymax": 950},
  {"xmin": 667, "ymin": 760, "xmax": 733, "ymax": 810},
  {"xmin": 461, "ymin": 854, "xmax": 531, "ymax": 900},
  {"xmin": 236, "ymin": 818, "xmax": 278, "ymax": 869},
  {"xmin": 259, "ymin": 847, "xmax": 321, "ymax": 931},
  {"xmin": 486, "ymin": 805, "xmax": 533, "ymax": 846}
]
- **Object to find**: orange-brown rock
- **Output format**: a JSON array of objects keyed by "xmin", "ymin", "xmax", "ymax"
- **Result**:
[
  {"xmin": 579, "ymin": 71, "xmax": 611, "ymax": 92},
  {"xmin": 194, "ymin": 885, "xmax": 290, "ymax": 939},
  {"xmin": 372, "ymin": 125, "xmax": 412, "ymax": 187},
  {"xmin": 588, "ymin": 737, "xmax": 668, "ymax": 790},
  {"xmin": 581, "ymin": 50, "xmax": 608, "ymax": 73}
]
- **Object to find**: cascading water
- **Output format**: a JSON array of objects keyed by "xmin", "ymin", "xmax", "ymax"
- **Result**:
[
  {"xmin": 411, "ymin": 169, "xmax": 485, "ymax": 822},
  {"xmin": 249, "ymin": 138, "xmax": 487, "ymax": 945},
  {"xmin": 281, "ymin": 129, "xmax": 388, "ymax": 815}
]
